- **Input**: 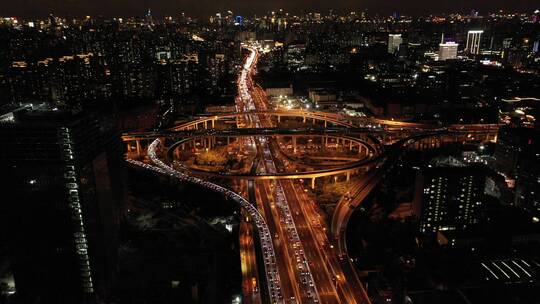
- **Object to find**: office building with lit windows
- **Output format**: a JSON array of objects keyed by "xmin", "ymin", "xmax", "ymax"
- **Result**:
[
  {"xmin": 438, "ymin": 42, "xmax": 459, "ymax": 61},
  {"xmin": 414, "ymin": 166, "xmax": 486, "ymax": 233},
  {"xmin": 0, "ymin": 105, "xmax": 123, "ymax": 303},
  {"xmin": 466, "ymin": 30, "xmax": 483, "ymax": 55},
  {"xmin": 388, "ymin": 34, "xmax": 402, "ymax": 54}
]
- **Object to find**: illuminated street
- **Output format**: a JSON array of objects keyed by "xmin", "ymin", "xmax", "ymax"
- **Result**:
[{"xmin": 121, "ymin": 44, "xmax": 501, "ymax": 304}]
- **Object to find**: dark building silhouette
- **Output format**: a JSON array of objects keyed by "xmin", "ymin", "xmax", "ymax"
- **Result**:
[
  {"xmin": 494, "ymin": 127, "xmax": 540, "ymax": 211},
  {"xmin": 0, "ymin": 105, "xmax": 123, "ymax": 303}
]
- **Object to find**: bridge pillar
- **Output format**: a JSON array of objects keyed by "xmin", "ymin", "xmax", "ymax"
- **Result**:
[
  {"xmin": 204, "ymin": 121, "xmax": 208, "ymax": 129},
  {"xmin": 277, "ymin": 115, "xmax": 281, "ymax": 123},
  {"xmin": 311, "ymin": 177, "xmax": 316, "ymax": 189},
  {"xmin": 303, "ymin": 116, "xmax": 306, "ymax": 123},
  {"xmin": 293, "ymin": 137, "xmax": 297, "ymax": 154},
  {"xmin": 195, "ymin": 123, "xmax": 199, "ymax": 130},
  {"xmin": 312, "ymin": 118, "xmax": 316, "ymax": 125},
  {"xmin": 324, "ymin": 120, "xmax": 327, "ymax": 128},
  {"xmin": 136, "ymin": 140, "xmax": 141, "ymax": 157},
  {"xmin": 211, "ymin": 119, "xmax": 215, "ymax": 128},
  {"xmin": 346, "ymin": 172, "xmax": 350, "ymax": 182},
  {"xmin": 349, "ymin": 140, "xmax": 353, "ymax": 150}
]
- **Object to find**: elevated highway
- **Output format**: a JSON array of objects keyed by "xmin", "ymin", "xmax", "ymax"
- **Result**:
[{"xmin": 123, "ymin": 44, "xmax": 501, "ymax": 304}]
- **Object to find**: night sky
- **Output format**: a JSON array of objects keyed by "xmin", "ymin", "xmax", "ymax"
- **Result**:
[{"xmin": 2, "ymin": 0, "xmax": 539, "ymax": 18}]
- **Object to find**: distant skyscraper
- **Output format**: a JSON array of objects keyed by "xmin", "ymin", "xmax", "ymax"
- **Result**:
[
  {"xmin": 145, "ymin": 8, "xmax": 154, "ymax": 26},
  {"xmin": 439, "ymin": 42, "xmax": 459, "ymax": 60},
  {"xmin": 414, "ymin": 166, "xmax": 486, "ymax": 233},
  {"xmin": 234, "ymin": 15, "xmax": 244, "ymax": 26},
  {"xmin": 466, "ymin": 30, "xmax": 483, "ymax": 55},
  {"xmin": 388, "ymin": 34, "xmax": 402, "ymax": 54}
]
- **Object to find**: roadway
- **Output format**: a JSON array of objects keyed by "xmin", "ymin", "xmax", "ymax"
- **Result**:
[
  {"xmin": 240, "ymin": 220, "xmax": 263, "ymax": 304},
  {"xmin": 123, "ymin": 42, "xmax": 502, "ymax": 304},
  {"xmin": 243, "ymin": 45, "xmax": 368, "ymax": 303}
]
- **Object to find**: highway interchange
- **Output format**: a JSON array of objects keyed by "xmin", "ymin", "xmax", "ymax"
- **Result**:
[{"xmin": 123, "ymin": 45, "xmax": 499, "ymax": 304}]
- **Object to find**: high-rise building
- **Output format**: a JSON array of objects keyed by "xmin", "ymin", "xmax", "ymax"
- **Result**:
[
  {"xmin": 466, "ymin": 30, "xmax": 483, "ymax": 55},
  {"xmin": 414, "ymin": 166, "xmax": 486, "ymax": 233},
  {"xmin": 285, "ymin": 44, "xmax": 306, "ymax": 72},
  {"xmin": 438, "ymin": 42, "xmax": 459, "ymax": 60},
  {"xmin": 0, "ymin": 105, "xmax": 123, "ymax": 303},
  {"xmin": 388, "ymin": 34, "xmax": 402, "ymax": 54},
  {"xmin": 493, "ymin": 127, "xmax": 540, "ymax": 211}
]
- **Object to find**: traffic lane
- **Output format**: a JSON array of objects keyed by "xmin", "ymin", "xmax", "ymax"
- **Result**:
[
  {"xmin": 280, "ymin": 180, "xmax": 341, "ymax": 304},
  {"xmin": 240, "ymin": 221, "xmax": 262, "ymax": 304},
  {"xmin": 256, "ymin": 180, "xmax": 298, "ymax": 302},
  {"xmin": 293, "ymin": 184, "xmax": 359, "ymax": 304},
  {"xmin": 262, "ymin": 179, "xmax": 311, "ymax": 304},
  {"xmin": 269, "ymin": 139, "xmax": 337, "ymax": 303}
]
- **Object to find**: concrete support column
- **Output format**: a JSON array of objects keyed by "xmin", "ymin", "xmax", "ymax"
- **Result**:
[
  {"xmin": 303, "ymin": 116, "xmax": 306, "ymax": 123},
  {"xmin": 211, "ymin": 119, "xmax": 215, "ymax": 128},
  {"xmin": 293, "ymin": 137, "xmax": 297, "ymax": 154},
  {"xmin": 204, "ymin": 121, "xmax": 208, "ymax": 129},
  {"xmin": 324, "ymin": 120, "xmax": 328, "ymax": 128},
  {"xmin": 159, "ymin": 137, "xmax": 166, "ymax": 150},
  {"xmin": 311, "ymin": 177, "xmax": 316, "ymax": 189},
  {"xmin": 346, "ymin": 172, "xmax": 350, "ymax": 182},
  {"xmin": 312, "ymin": 118, "xmax": 316, "ymax": 124},
  {"xmin": 136, "ymin": 140, "xmax": 141, "ymax": 157},
  {"xmin": 277, "ymin": 115, "xmax": 281, "ymax": 123},
  {"xmin": 349, "ymin": 140, "xmax": 353, "ymax": 150}
]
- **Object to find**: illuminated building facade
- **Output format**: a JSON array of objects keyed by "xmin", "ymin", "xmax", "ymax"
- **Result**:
[
  {"xmin": 388, "ymin": 34, "xmax": 402, "ymax": 54},
  {"xmin": 438, "ymin": 42, "xmax": 459, "ymax": 60},
  {"xmin": 466, "ymin": 30, "xmax": 483, "ymax": 55},
  {"xmin": 415, "ymin": 166, "xmax": 485, "ymax": 233}
]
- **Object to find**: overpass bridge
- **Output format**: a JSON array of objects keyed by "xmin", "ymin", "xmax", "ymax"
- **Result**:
[{"xmin": 122, "ymin": 43, "xmax": 502, "ymax": 304}]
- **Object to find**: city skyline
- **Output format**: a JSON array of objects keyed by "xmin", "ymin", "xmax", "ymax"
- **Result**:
[
  {"xmin": 2, "ymin": 0, "xmax": 540, "ymax": 19},
  {"xmin": 1, "ymin": 3, "xmax": 539, "ymax": 304}
]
